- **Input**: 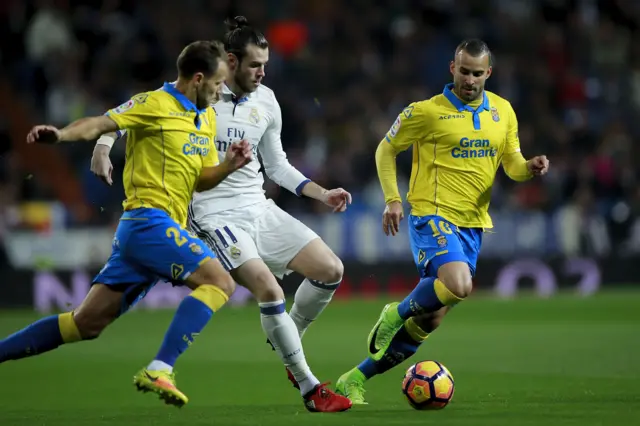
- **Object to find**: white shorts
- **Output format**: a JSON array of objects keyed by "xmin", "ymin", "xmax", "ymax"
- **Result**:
[{"xmin": 189, "ymin": 199, "xmax": 319, "ymax": 278}]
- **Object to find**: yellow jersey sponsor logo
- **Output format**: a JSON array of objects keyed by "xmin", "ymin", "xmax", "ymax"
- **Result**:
[
  {"xmin": 183, "ymin": 133, "xmax": 211, "ymax": 157},
  {"xmin": 451, "ymin": 137, "xmax": 497, "ymax": 159}
]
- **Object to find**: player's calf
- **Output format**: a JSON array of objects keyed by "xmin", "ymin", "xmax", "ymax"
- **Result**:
[
  {"xmin": 368, "ymin": 267, "xmax": 463, "ymax": 361},
  {"xmin": 367, "ymin": 263, "xmax": 468, "ymax": 356},
  {"xmin": 287, "ymin": 239, "xmax": 343, "ymax": 338},
  {"xmin": 338, "ymin": 310, "xmax": 450, "ymax": 403},
  {"xmin": 139, "ymin": 259, "xmax": 234, "ymax": 406},
  {"xmin": 396, "ymin": 262, "xmax": 470, "ymax": 320},
  {"xmin": 146, "ymin": 259, "xmax": 234, "ymax": 375},
  {"xmin": 234, "ymin": 259, "xmax": 321, "ymax": 395},
  {"xmin": 0, "ymin": 284, "xmax": 123, "ymax": 363}
]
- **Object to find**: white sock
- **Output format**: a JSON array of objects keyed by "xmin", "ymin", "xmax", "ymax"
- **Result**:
[
  {"xmin": 147, "ymin": 360, "xmax": 173, "ymax": 373},
  {"xmin": 259, "ymin": 300, "xmax": 320, "ymax": 395},
  {"xmin": 289, "ymin": 279, "xmax": 339, "ymax": 338}
]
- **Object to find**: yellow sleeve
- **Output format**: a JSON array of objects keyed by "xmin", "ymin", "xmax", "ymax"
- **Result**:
[
  {"xmin": 501, "ymin": 102, "xmax": 532, "ymax": 182},
  {"xmin": 106, "ymin": 92, "xmax": 158, "ymax": 131},
  {"xmin": 376, "ymin": 103, "xmax": 427, "ymax": 204},
  {"xmin": 203, "ymin": 139, "xmax": 220, "ymax": 167},
  {"xmin": 383, "ymin": 103, "xmax": 425, "ymax": 152},
  {"xmin": 203, "ymin": 110, "xmax": 220, "ymax": 167}
]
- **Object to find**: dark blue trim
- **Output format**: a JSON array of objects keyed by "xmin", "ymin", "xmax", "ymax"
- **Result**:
[
  {"xmin": 223, "ymin": 226, "xmax": 237, "ymax": 243},
  {"xmin": 295, "ymin": 179, "xmax": 312, "ymax": 196},
  {"xmin": 308, "ymin": 279, "xmax": 341, "ymax": 291},
  {"xmin": 442, "ymin": 83, "xmax": 489, "ymax": 130},
  {"xmin": 214, "ymin": 229, "xmax": 228, "ymax": 248},
  {"xmin": 209, "ymin": 237, "xmax": 233, "ymax": 271},
  {"xmin": 260, "ymin": 303, "xmax": 286, "ymax": 315},
  {"xmin": 161, "ymin": 82, "xmax": 207, "ymax": 130},
  {"xmin": 187, "ymin": 206, "xmax": 233, "ymax": 271}
]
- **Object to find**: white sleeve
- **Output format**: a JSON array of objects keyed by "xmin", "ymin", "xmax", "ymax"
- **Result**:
[{"xmin": 259, "ymin": 97, "xmax": 310, "ymax": 196}]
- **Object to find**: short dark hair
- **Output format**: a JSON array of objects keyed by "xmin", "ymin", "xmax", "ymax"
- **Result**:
[
  {"xmin": 223, "ymin": 16, "xmax": 269, "ymax": 61},
  {"xmin": 177, "ymin": 40, "xmax": 226, "ymax": 78},
  {"xmin": 455, "ymin": 39, "xmax": 493, "ymax": 65}
]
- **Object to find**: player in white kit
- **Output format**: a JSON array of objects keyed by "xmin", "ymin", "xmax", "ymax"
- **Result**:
[{"xmin": 89, "ymin": 17, "xmax": 353, "ymax": 412}]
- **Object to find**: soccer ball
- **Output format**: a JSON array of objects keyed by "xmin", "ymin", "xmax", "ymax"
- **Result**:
[{"xmin": 401, "ymin": 360, "xmax": 455, "ymax": 410}]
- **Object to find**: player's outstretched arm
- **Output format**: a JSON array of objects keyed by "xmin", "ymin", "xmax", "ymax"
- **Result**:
[
  {"xmin": 196, "ymin": 140, "xmax": 253, "ymax": 192},
  {"xmin": 26, "ymin": 116, "xmax": 118, "ymax": 145}
]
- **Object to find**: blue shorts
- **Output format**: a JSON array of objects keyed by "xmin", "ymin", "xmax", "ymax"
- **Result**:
[
  {"xmin": 408, "ymin": 215, "xmax": 483, "ymax": 279},
  {"xmin": 93, "ymin": 208, "xmax": 216, "ymax": 314}
]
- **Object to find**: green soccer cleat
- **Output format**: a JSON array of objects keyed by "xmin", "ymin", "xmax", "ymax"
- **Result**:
[
  {"xmin": 367, "ymin": 302, "xmax": 404, "ymax": 361},
  {"xmin": 133, "ymin": 368, "xmax": 188, "ymax": 408},
  {"xmin": 336, "ymin": 367, "xmax": 368, "ymax": 405}
]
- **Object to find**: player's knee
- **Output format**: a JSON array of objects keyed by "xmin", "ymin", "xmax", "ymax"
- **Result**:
[
  {"xmin": 252, "ymin": 271, "xmax": 284, "ymax": 302},
  {"xmin": 315, "ymin": 254, "xmax": 344, "ymax": 284},
  {"xmin": 438, "ymin": 263, "xmax": 473, "ymax": 299},
  {"xmin": 213, "ymin": 274, "xmax": 236, "ymax": 297},
  {"xmin": 192, "ymin": 260, "xmax": 236, "ymax": 297},
  {"xmin": 442, "ymin": 276, "xmax": 472, "ymax": 299},
  {"xmin": 72, "ymin": 310, "xmax": 110, "ymax": 340}
]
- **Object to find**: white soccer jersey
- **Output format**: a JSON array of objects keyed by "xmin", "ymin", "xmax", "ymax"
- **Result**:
[
  {"xmin": 112, "ymin": 83, "xmax": 309, "ymax": 216},
  {"xmin": 191, "ymin": 84, "xmax": 309, "ymax": 217},
  {"xmin": 109, "ymin": 83, "xmax": 320, "ymax": 275}
]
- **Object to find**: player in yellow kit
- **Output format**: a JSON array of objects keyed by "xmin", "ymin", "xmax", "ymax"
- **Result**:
[
  {"xmin": 336, "ymin": 39, "xmax": 549, "ymax": 404},
  {"xmin": 1, "ymin": 41, "xmax": 252, "ymax": 407}
]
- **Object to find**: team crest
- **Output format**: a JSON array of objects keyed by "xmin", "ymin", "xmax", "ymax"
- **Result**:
[
  {"xmin": 132, "ymin": 93, "xmax": 148, "ymax": 104},
  {"xmin": 389, "ymin": 116, "xmax": 402, "ymax": 137},
  {"xmin": 490, "ymin": 107, "xmax": 500, "ymax": 122},
  {"xmin": 171, "ymin": 264, "xmax": 184, "ymax": 280},
  {"xmin": 189, "ymin": 242, "xmax": 203, "ymax": 255},
  {"xmin": 248, "ymin": 108, "xmax": 260, "ymax": 124},
  {"xmin": 230, "ymin": 246, "xmax": 242, "ymax": 259},
  {"xmin": 437, "ymin": 236, "xmax": 448, "ymax": 248}
]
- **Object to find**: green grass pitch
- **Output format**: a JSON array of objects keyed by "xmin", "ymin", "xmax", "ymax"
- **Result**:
[{"xmin": 0, "ymin": 292, "xmax": 639, "ymax": 425}]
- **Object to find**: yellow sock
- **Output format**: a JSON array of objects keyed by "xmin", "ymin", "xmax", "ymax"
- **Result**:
[
  {"xmin": 434, "ymin": 278, "xmax": 463, "ymax": 306},
  {"xmin": 404, "ymin": 317, "xmax": 429, "ymax": 343},
  {"xmin": 58, "ymin": 312, "xmax": 82, "ymax": 343},
  {"xmin": 190, "ymin": 285, "xmax": 229, "ymax": 312}
]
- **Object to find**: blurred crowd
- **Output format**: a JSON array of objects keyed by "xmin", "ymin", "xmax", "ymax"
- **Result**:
[{"xmin": 1, "ymin": 0, "xmax": 639, "ymax": 238}]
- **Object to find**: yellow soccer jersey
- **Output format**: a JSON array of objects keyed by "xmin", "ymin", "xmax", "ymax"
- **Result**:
[
  {"xmin": 382, "ymin": 83, "xmax": 531, "ymax": 229},
  {"xmin": 106, "ymin": 82, "xmax": 219, "ymax": 227}
]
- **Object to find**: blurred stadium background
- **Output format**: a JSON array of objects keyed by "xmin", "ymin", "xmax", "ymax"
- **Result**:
[
  {"xmin": 0, "ymin": 1, "xmax": 639, "ymax": 424},
  {"xmin": 1, "ymin": 0, "xmax": 640, "ymax": 304}
]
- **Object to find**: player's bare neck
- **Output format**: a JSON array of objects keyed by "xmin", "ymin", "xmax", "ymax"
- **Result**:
[
  {"xmin": 226, "ymin": 81, "xmax": 247, "ymax": 100},
  {"xmin": 174, "ymin": 79, "xmax": 198, "ymax": 105}
]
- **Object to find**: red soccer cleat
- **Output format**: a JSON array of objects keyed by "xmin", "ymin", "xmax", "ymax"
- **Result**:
[
  {"xmin": 286, "ymin": 367, "xmax": 300, "ymax": 389},
  {"xmin": 303, "ymin": 383, "xmax": 353, "ymax": 413}
]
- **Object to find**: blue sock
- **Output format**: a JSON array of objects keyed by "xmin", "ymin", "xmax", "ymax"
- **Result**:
[
  {"xmin": 397, "ymin": 276, "xmax": 458, "ymax": 320},
  {"xmin": 357, "ymin": 325, "xmax": 421, "ymax": 380},
  {"xmin": 0, "ymin": 315, "xmax": 64, "ymax": 362},
  {"xmin": 357, "ymin": 357, "xmax": 378, "ymax": 379},
  {"xmin": 154, "ymin": 296, "xmax": 213, "ymax": 367}
]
